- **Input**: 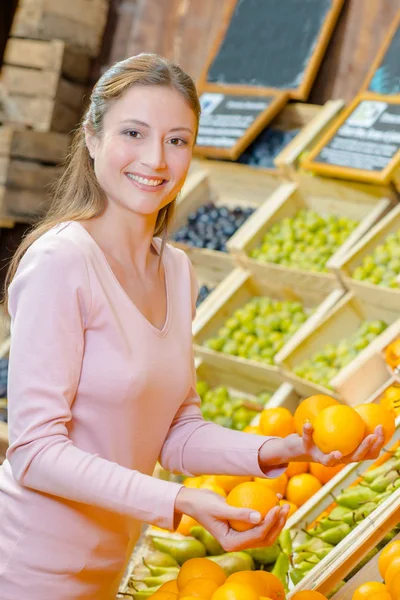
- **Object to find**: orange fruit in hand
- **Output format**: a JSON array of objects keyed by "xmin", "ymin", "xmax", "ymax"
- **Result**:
[
  {"xmin": 177, "ymin": 558, "xmax": 226, "ymax": 590},
  {"xmin": 352, "ymin": 582, "xmax": 389, "ymax": 600},
  {"xmin": 291, "ymin": 591, "xmax": 328, "ymax": 600},
  {"xmin": 385, "ymin": 338, "xmax": 400, "ymax": 368},
  {"xmin": 384, "ymin": 556, "xmax": 400, "ymax": 589},
  {"xmin": 294, "ymin": 395, "xmax": 339, "ymax": 436},
  {"xmin": 226, "ymin": 481, "xmax": 279, "ymax": 532},
  {"xmin": 354, "ymin": 403, "xmax": 396, "ymax": 446},
  {"xmin": 286, "ymin": 462, "xmax": 309, "ymax": 478},
  {"xmin": 176, "ymin": 514, "xmax": 199, "ymax": 536},
  {"xmin": 313, "ymin": 405, "xmax": 365, "ymax": 455},
  {"xmin": 211, "ymin": 475, "xmax": 252, "ymax": 493},
  {"xmin": 286, "ymin": 473, "xmax": 322, "ymax": 507},
  {"xmin": 309, "ymin": 463, "xmax": 344, "ymax": 485},
  {"xmin": 159, "ymin": 579, "xmax": 179, "ymax": 593},
  {"xmin": 254, "ymin": 473, "xmax": 288, "ymax": 496},
  {"xmin": 211, "ymin": 582, "xmax": 259, "ymax": 600},
  {"xmin": 259, "ymin": 407, "xmax": 295, "ymax": 438},
  {"xmin": 179, "ymin": 578, "xmax": 220, "ymax": 599},
  {"xmin": 279, "ymin": 499, "xmax": 297, "ymax": 517},
  {"xmin": 227, "ymin": 570, "xmax": 285, "ymax": 599},
  {"xmin": 378, "ymin": 540, "xmax": 400, "ymax": 578}
]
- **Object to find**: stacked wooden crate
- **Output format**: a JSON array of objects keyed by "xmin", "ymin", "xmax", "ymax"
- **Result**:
[{"xmin": 0, "ymin": 0, "xmax": 109, "ymax": 221}]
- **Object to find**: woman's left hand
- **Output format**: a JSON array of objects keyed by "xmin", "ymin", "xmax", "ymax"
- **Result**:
[{"xmin": 293, "ymin": 422, "xmax": 385, "ymax": 466}]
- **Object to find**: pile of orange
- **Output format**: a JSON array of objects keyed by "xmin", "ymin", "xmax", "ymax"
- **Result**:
[
  {"xmin": 351, "ymin": 539, "xmax": 400, "ymax": 600},
  {"xmin": 148, "ymin": 556, "xmax": 330, "ymax": 600}
]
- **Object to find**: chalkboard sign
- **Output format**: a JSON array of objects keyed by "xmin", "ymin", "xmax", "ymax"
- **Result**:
[
  {"xmin": 362, "ymin": 14, "xmax": 400, "ymax": 96},
  {"xmin": 194, "ymin": 90, "xmax": 287, "ymax": 160},
  {"xmin": 303, "ymin": 96, "xmax": 400, "ymax": 185},
  {"xmin": 199, "ymin": 0, "xmax": 344, "ymax": 101}
]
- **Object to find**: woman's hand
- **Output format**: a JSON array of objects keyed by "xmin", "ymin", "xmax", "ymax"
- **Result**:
[
  {"xmin": 259, "ymin": 423, "xmax": 386, "ymax": 469},
  {"xmin": 175, "ymin": 486, "xmax": 290, "ymax": 552}
]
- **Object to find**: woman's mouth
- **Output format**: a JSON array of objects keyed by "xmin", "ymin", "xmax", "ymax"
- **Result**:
[{"xmin": 126, "ymin": 173, "xmax": 167, "ymax": 190}]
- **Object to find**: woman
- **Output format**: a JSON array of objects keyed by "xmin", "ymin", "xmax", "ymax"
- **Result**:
[{"xmin": 0, "ymin": 54, "xmax": 384, "ymax": 600}]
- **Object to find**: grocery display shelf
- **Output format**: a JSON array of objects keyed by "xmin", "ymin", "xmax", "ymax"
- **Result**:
[
  {"xmin": 193, "ymin": 267, "xmax": 344, "ymax": 386},
  {"xmin": 331, "ymin": 203, "xmax": 400, "ymax": 312},
  {"xmin": 276, "ymin": 291, "xmax": 400, "ymax": 404},
  {"xmin": 227, "ymin": 172, "xmax": 393, "ymax": 294}
]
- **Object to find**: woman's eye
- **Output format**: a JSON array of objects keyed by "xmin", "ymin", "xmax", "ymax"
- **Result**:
[
  {"xmin": 125, "ymin": 130, "xmax": 141, "ymax": 138},
  {"xmin": 169, "ymin": 137, "xmax": 188, "ymax": 146}
]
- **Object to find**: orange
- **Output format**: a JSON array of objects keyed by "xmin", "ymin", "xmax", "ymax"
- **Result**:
[
  {"xmin": 384, "ymin": 556, "xmax": 400, "ymax": 589},
  {"xmin": 388, "ymin": 570, "xmax": 400, "ymax": 600},
  {"xmin": 385, "ymin": 338, "xmax": 400, "ymax": 368},
  {"xmin": 179, "ymin": 578, "xmax": 220, "ymax": 599},
  {"xmin": 279, "ymin": 499, "xmax": 297, "ymax": 517},
  {"xmin": 366, "ymin": 593, "xmax": 392, "ymax": 600},
  {"xmin": 177, "ymin": 558, "xmax": 227, "ymax": 590},
  {"xmin": 313, "ymin": 405, "xmax": 365, "ymax": 455},
  {"xmin": 176, "ymin": 514, "xmax": 199, "ymax": 536},
  {"xmin": 211, "ymin": 582, "xmax": 259, "ymax": 600},
  {"xmin": 294, "ymin": 395, "xmax": 339, "ymax": 436},
  {"xmin": 227, "ymin": 570, "xmax": 285, "ymax": 600},
  {"xmin": 352, "ymin": 584, "xmax": 389, "ymax": 600},
  {"xmin": 286, "ymin": 473, "xmax": 322, "ymax": 507},
  {"xmin": 159, "ymin": 579, "xmax": 179, "ymax": 593},
  {"xmin": 254, "ymin": 473, "xmax": 288, "ymax": 496},
  {"xmin": 259, "ymin": 407, "xmax": 296, "ymax": 438},
  {"xmin": 184, "ymin": 477, "xmax": 204, "ymax": 488},
  {"xmin": 152, "ymin": 592, "xmax": 179, "ymax": 600},
  {"xmin": 309, "ymin": 463, "xmax": 344, "ymax": 485},
  {"xmin": 226, "ymin": 481, "xmax": 279, "ymax": 532},
  {"xmin": 200, "ymin": 480, "xmax": 227, "ymax": 497},
  {"xmin": 378, "ymin": 541, "xmax": 400, "ymax": 578},
  {"xmin": 290, "ymin": 592, "xmax": 328, "ymax": 600},
  {"xmin": 243, "ymin": 426, "xmax": 261, "ymax": 434},
  {"xmin": 354, "ymin": 403, "xmax": 396, "ymax": 446},
  {"xmin": 212, "ymin": 475, "xmax": 252, "ymax": 493},
  {"xmin": 286, "ymin": 462, "xmax": 309, "ymax": 478}
]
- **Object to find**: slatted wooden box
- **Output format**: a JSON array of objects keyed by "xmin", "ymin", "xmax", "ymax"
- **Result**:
[
  {"xmin": 193, "ymin": 267, "xmax": 344, "ymax": 386},
  {"xmin": 276, "ymin": 292, "xmax": 400, "ymax": 404},
  {"xmin": 10, "ymin": 0, "xmax": 109, "ymax": 57},
  {"xmin": 227, "ymin": 173, "xmax": 393, "ymax": 293},
  {"xmin": 331, "ymin": 204, "xmax": 400, "ymax": 312},
  {"xmin": 0, "ymin": 126, "xmax": 71, "ymax": 220},
  {"xmin": 0, "ymin": 38, "xmax": 89, "ymax": 132},
  {"xmin": 172, "ymin": 160, "xmax": 282, "ymax": 270}
]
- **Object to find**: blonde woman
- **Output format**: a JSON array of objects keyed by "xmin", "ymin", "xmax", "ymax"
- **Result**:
[{"xmin": 0, "ymin": 54, "xmax": 384, "ymax": 599}]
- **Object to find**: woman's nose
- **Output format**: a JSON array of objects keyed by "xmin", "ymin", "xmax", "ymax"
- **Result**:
[{"xmin": 140, "ymin": 139, "xmax": 167, "ymax": 170}]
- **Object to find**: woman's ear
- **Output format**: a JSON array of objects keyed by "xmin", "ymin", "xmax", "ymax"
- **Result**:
[{"xmin": 84, "ymin": 125, "xmax": 98, "ymax": 160}]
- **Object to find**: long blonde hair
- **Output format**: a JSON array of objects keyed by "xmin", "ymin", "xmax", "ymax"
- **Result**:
[{"xmin": 4, "ymin": 53, "xmax": 201, "ymax": 301}]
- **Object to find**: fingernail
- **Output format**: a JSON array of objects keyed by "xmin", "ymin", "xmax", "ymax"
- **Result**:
[{"xmin": 250, "ymin": 511, "xmax": 261, "ymax": 524}]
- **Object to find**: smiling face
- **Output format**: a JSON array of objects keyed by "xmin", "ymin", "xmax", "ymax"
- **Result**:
[{"xmin": 85, "ymin": 84, "xmax": 197, "ymax": 220}]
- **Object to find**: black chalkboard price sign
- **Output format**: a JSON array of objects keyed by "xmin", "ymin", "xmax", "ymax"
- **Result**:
[
  {"xmin": 361, "ymin": 12, "xmax": 400, "ymax": 97},
  {"xmin": 199, "ymin": 0, "xmax": 344, "ymax": 101},
  {"xmin": 194, "ymin": 89, "xmax": 287, "ymax": 160},
  {"xmin": 303, "ymin": 95, "xmax": 400, "ymax": 186}
]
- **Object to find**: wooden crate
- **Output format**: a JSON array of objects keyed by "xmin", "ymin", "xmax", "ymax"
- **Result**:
[
  {"xmin": 193, "ymin": 267, "xmax": 344, "ymax": 386},
  {"xmin": 172, "ymin": 159, "xmax": 282, "ymax": 268},
  {"xmin": 227, "ymin": 172, "xmax": 393, "ymax": 293},
  {"xmin": 274, "ymin": 99, "xmax": 345, "ymax": 178},
  {"xmin": 0, "ymin": 126, "xmax": 71, "ymax": 220},
  {"xmin": 330, "ymin": 531, "xmax": 400, "ymax": 600},
  {"xmin": 0, "ymin": 421, "xmax": 7, "ymax": 465},
  {"xmin": 285, "ymin": 422, "xmax": 400, "ymax": 597},
  {"xmin": 276, "ymin": 292, "xmax": 400, "ymax": 403},
  {"xmin": 11, "ymin": 0, "xmax": 109, "ymax": 57},
  {"xmin": 0, "ymin": 38, "xmax": 88, "ymax": 132},
  {"xmin": 331, "ymin": 204, "xmax": 400, "ymax": 312}
]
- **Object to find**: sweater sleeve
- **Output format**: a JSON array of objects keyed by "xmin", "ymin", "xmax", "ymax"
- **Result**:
[
  {"xmin": 159, "ymin": 256, "xmax": 287, "ymax": 479},
  {"xmin": 6, "ymin": 235, "xmax": 182, "ymax": 530}
]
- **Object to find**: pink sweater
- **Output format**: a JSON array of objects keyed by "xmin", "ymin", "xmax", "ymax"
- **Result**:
[{"xmin": 0, "ymin": 222, "xmax": 284, "ymax": 600}]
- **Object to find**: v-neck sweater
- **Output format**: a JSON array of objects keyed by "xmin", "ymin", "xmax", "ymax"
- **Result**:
[{"xmin": 0, "ymin": 222, "xmax": 284, "ymax": 600}]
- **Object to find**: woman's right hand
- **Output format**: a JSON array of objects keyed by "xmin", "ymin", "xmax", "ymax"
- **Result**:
[{"xmin": 174, "ymin": 486, "xmax": 289, "ymax": 552}]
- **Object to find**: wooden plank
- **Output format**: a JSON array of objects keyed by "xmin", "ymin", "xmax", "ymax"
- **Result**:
[
  {"xmin": 0, "ymin": 421, "xmax": 8, "ymax": 460},
  {"xmin": 2, "ymin": 66, "xmax": 60, "ymax": 98},
  {"xmin": 0, "ymin": 127, "xmax": 71, "ymax": 164},
  {"xmin": 0, "ymin": 158, "xmax": 62, "ymax": 190},
  {"xmin": 3, "ymin": 38, "xmax": 64, "ymax": 71},
  {"xmin": 0, "ymin": 185, "xmax": 50, "ymax": 221}
]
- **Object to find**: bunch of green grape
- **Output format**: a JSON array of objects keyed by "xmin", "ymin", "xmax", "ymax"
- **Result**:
[
  {"xmin": 196, "ymin": 380, "xmax": 271, "ymax": 430},
  {"xmin": 293, "ymin": 319, "xmax": 388, "ymax": 388},
  {"xmin": 351, "ymin": 230, "xmax": 400, "ymax": 287},
  {"xmin": 204, "ymin": 296, "xmax": 309, "ymax": 364},
  {"xmin": 250, "ymin": 209, "xmax": 359, "ymax": 272}
]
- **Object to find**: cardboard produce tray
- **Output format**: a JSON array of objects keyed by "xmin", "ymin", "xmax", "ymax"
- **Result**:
[
  {"xmin": 331, "ymin": 204, "xmax": 400, "ymax": 312},
  {"xmin": 193, "ymin": 267, "xmax": 344, "ymax": 386},
  {"xmin": 276, "ymin": 291, "xmax": 400, "ymax": 404},
  {"xmin": 227, "ymin": 172, "xmax": 393, "ymax": 293}
]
